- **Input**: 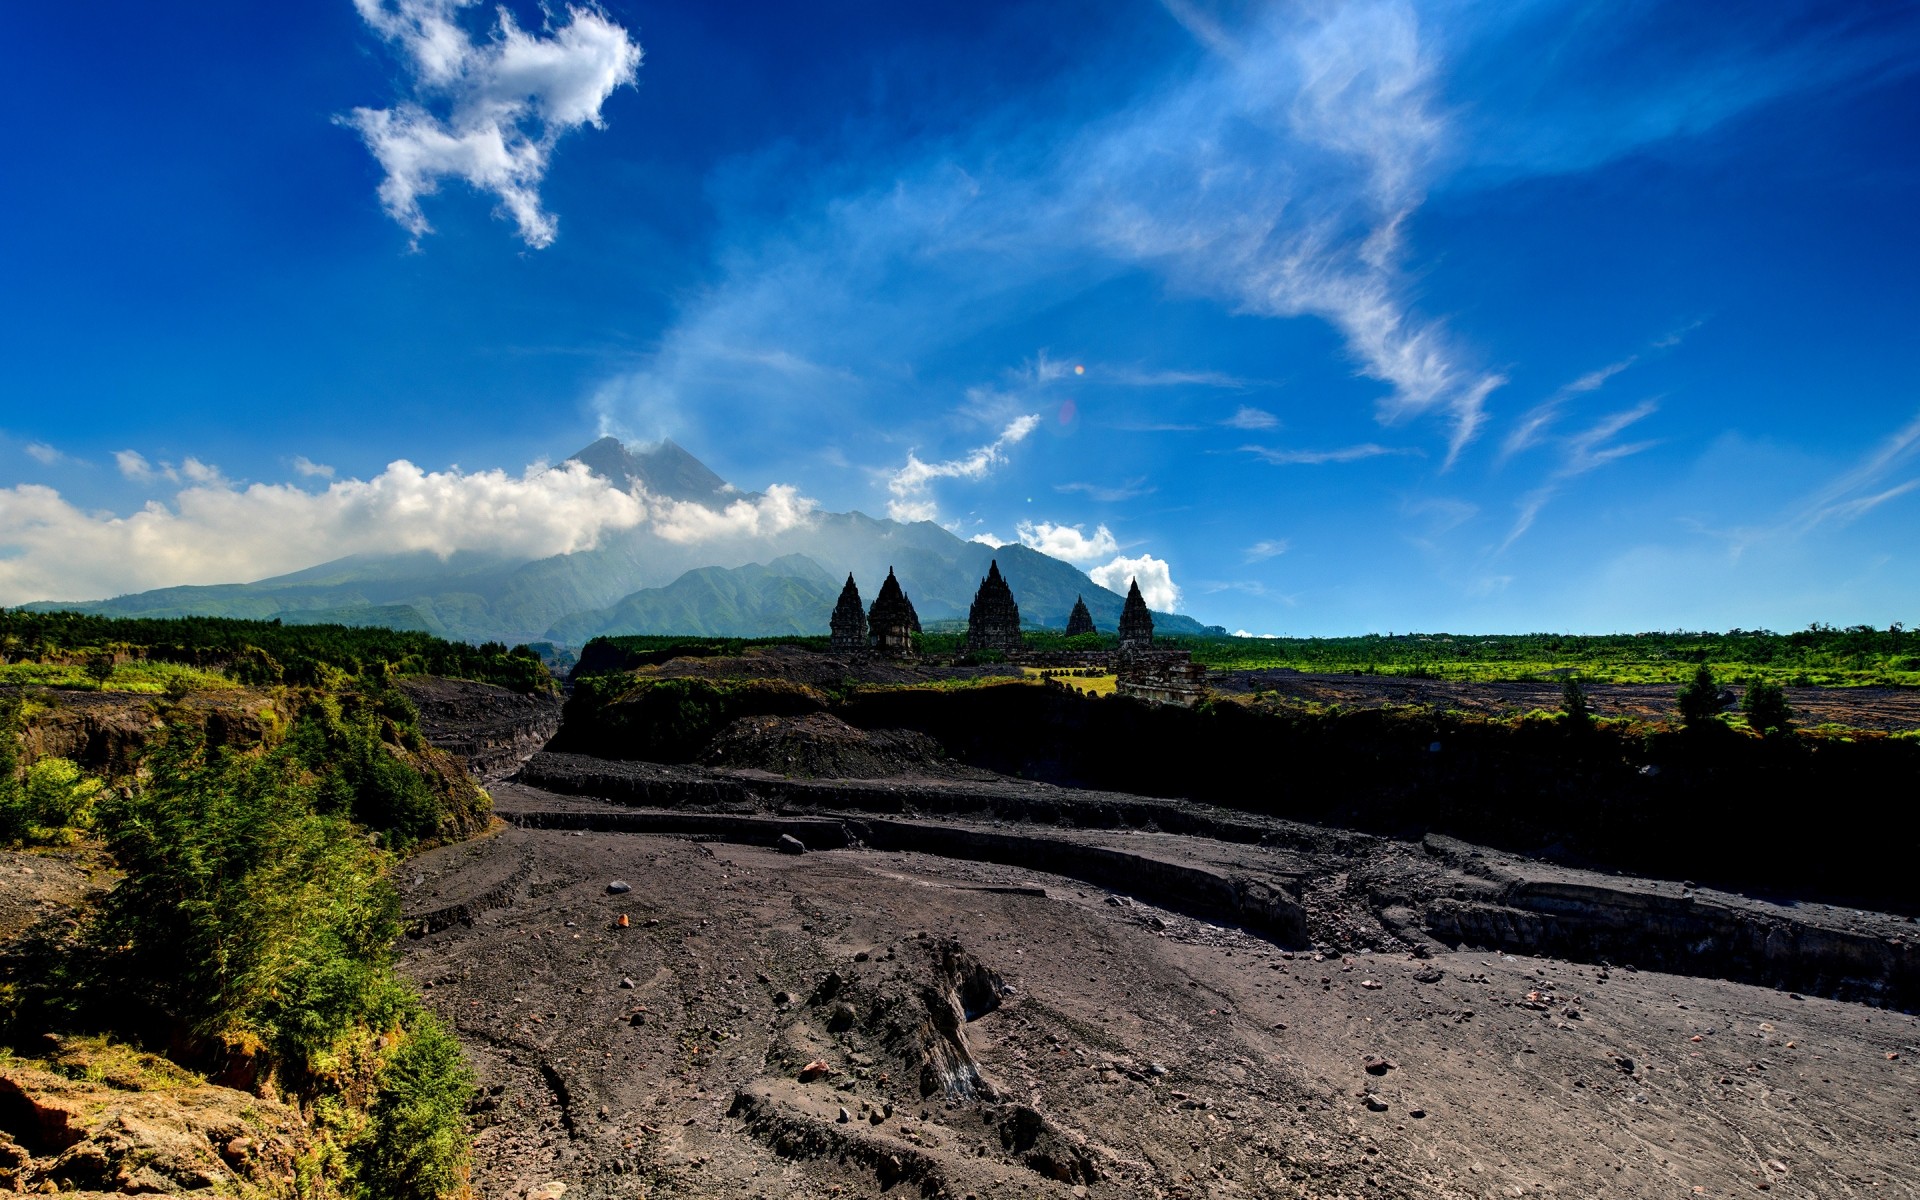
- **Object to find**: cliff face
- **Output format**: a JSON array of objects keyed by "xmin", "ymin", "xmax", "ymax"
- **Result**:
[
  {"xmin": 6, "ymin": 689, "xmax": 269, "ymax": 775},
  {"xmin": 397, "ymin": 676, "xmax": 562, "ymax": 781}
]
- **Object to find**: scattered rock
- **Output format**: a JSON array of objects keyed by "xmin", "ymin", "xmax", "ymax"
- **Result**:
[
  {"xmin": 606, "ymin": 881, "xmax": 631, "ymax": 894},
  {"xmin": 529, "ymin": 1183, "xmax": 568, "ymax": 1200},
  {"xmin": 837, "ymin": 1106, "xmax": 851, "ymax": 1123},
  {"xmin": 1364, "ymin": 1094, "xmax": 1390, "ymax": 1112},
  {"xmin": 1364, "ymin": 1056, "xmax": 1398, "ymax": 1076},
  {"xmin": 777, "ymin": 834, "xmax": 807, "ymax": 855},
  {"xmin": 799, "ymin": 1060, "xmax": 832, "ymax": 1082},
  {"xmin": 1413, "ymin": 966, "xmax": 1446, "ymax": 984}
]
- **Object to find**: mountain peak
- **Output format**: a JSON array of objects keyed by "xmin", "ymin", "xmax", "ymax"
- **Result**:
[{"xmin": 567, "ymin": 437, "xmax": 733, "ymax": 504}]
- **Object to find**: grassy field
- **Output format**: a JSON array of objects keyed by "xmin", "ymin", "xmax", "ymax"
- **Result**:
[
  {"xmin": 1171, "ymin": 626, "xmax": 1920, "ymax": 688},
  {"xmin": 0, "ymin": 660, "xmax": 237, "ymax": 693},
  {"xmin": 1022, "ymin": 666, "xmax": 1117, "ymax": 696}
]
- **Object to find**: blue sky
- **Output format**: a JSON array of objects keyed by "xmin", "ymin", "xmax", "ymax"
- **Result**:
[{"xmin": 2, "ymin": 0, "xmax": 1917, "ymax": 634}]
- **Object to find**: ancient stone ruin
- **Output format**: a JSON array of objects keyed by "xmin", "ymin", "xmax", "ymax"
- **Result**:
[
  {"xmin": 1118, "ymin": 578, "xmax": 1154, "ymax": 650},
  {"xmin": 829, "ymin": 574, "xmax": 867, "ymax": 654},
  {"xmin": 1065, "ymin": 595, "xmax": 1094, "ymax": 637},
  {"xmin": 1116, "ymin": 650, "xmax": 1208, "ymax": 706},
  {"xmin": 965, "ymin": 560, "xmax": 1023, "ymax": 654},
  {"xmin": 866, "ymin": 568, "xmax": 919, "ymax": 659}
]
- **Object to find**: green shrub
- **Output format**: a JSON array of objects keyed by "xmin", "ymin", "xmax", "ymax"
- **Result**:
[
  {"xmin": 3, "ymin": 759, "xmax": 104, "ymax": 845},
  {"xmin": 1560, "ymin": 675, "xmax": 1593, "ymax": 727},
  {"xmin": 353, "ymin": 1007, "xmax": 475, "ymax": 1200},
  {"xmin": 1676, "ymin": 663, "xmax": 1722, "ymax": 728},
  {"xmin": 1742, "ymin": 679, "xmax": 1794, "ymax": 735},
  {"xmin": 78, "ymin": 726, "xmax": 401, "ymax": 1078}
]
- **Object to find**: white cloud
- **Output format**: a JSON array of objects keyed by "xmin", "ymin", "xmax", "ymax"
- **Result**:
[
  {"xmin": 1015, "ymin": 520, "xmax": 1119, "ymax": 566},
  {"xmin": 0, "ymin": 456, "xmax": 826, "ymax": 606},
  {"xmin": 1089, "ymin": 553, "xmax": 1181, "ymax": 612},
  {"xmin": 648, "ymin": 484, "xmax": 816, "ymax": 545},
  {"xmin": 1222, "ymin": 406, "xmax": 1280, "ymax": 430},
  {"xmin": 114, "ymin": 452, "xmax": 225, "ymax": 486},
  {"xmin": 969, "ymin": 532, "xmax": 1006, "ymax": 547},
  {"xmin": 1502, "ymin": 400, "xmax": 1661, "ymax": 550},
  {"xmin": 1076, "ymin": 3, "xmax": 1505, "ymax": 462},
  {"xmin": 1502, "ymin": 357, "xmax": 1637, "ymax": 460},
  {"xmin": 1232, "ymin": 629, "xmax": 1282, "ymax": 639},
  {"xmin": 590, "ymin": 2, "xmax": 1504, "ymax": 467},
  {"xmin": 23, "ymin": 442, "xmax": 67, "ymax": 466},
  {"xmin": 114, "ymin": 450, "xmax": 161, "ymax": 481},
  {"xmin": 1244, "ymin": 538, "xmax": 1289, "ymax": 561},
  {"xmin": 293, "ymin": 456, "xmax": 336, "ymax": 479},
  {"xmin": 344, "ymin": 0, "xmax": 641, "ymax": 247},
  {"xmin": 1241, "ymin": 443, "xmax": 1413, "ymax": 465},
  {"xmin": 885, "ymin": 414, "xmax": 1040, "ymax": 522},
  {"xmin": 1054, "ymin": 478, "xmax": 1155, "ymax": 502}
]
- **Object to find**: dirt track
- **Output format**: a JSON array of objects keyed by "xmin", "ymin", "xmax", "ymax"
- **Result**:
[{"xmin": 399, "ymin": 797, "xmax": 1920, "ymax": 1199}]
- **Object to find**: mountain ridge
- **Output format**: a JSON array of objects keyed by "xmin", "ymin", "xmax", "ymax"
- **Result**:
[{"xmin": 24, "ymin": 441, "xmax": 1225, "ymax": 644}]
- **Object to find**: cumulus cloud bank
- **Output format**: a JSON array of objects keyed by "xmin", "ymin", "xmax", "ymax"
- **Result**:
[
  {"xmin": 1015, "ymin": 520, "xmax": 1119, "ymax": 566},
  {"xmin": 344, "ymin": 0, "xmax": 641, "ymax": 247},
  {"xmin": 1089, "ymin": 553, "xmax": 1181, "ymax": 613},
  {"xmin": 886, "ymin": 415, "xmax": 1040, "ymax": 522},
  {"xmin": 0, "ymin": 457, "xmax": 818, "ymax": 606}
]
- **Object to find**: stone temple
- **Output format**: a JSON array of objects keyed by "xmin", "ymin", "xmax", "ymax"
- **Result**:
[
  {"xmin": 1065, "ymin": 595, "xmax": 1095, "ymax": 637},
  {"xmin": 829, "ymin": 574, "xmax": 866, "ymax": 654},
  {"xmin": 965, "ymin": 560, "xmax": 1023, "ymax": 654},
  {"xmin": 866, "ymin": 568, "xmax": 919, "ymax": 659},
  {"xmin": 1118, "ymin": 578, "xmax": 1154, "ymax": 650}
]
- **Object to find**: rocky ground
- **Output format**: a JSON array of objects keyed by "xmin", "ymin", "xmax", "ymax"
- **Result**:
[
  {"xmin": 398, "ymin": 780, "xmax": 1920, "ymax": 1199},
  {"xmin": 1206, "ymin": 671, "xmax": 1920, "ymax": 731}
]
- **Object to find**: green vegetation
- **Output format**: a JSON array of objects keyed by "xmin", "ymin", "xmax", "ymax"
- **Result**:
[
  {"xmin": 1743, "ymin": 679, "xmax": 1794, "ymax": 734},
  {"xmin": 1, "ymin": 672, "xmax": 483, "ymax": 1198},
  {"xmin": 1559, "ymin": 675, "xmax": 1593, "ymax": 728},
  {"xmin": 1675, "ymin": 663, "xmax": 1723, "ymax": 727},
  {"xmin": 1178, "ymin": 624, "xmax": 1920, "ymax": 687},
  {"xmin": 2, "ymin": 607, "xmax": 554, "ymax": 693}
]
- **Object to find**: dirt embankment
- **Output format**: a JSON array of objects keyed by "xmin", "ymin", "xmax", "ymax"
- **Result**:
[
  {"xmin": 697, "ymin": 713, "xmax": 996, "ymax": 782},
  {"xmin": 2, "ymin": 688, "xmax": 270, "ymax": 774},
  {"xmin": 399, "ymin": 676, "xmax": 563, "ymax": 781}
]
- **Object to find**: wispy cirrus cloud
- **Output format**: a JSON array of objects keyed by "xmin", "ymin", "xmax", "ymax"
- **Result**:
[
  {"xmin": 1055, "ymin": 478, "xmax": 1156, "ymax": 503},
  {"xmin": 1502, "ymin": 357, "xmax": 1638, "ymax": 461},
  {"xmin": 1243, "ymin": 538, "xmax": 1289, "ymax": 562},
  {"xmin": 344, "ymin": 0, "xmax": 641, "ymax": 248},
  {"xmin": 1221, "ymin": 406, "xmax": 1280, "ymax": 431},
  {"xmin": 1502, "ymin": 400, "xmax": 1661, "ymax": 550},
  {"xmin": 593, "ymin": 2, "xmax": 1501, "ymax": 469},
  {"xmin": 1241, "ymin": 443, "xmax": 1414, "ymax": 466},
  {"xmin": 885, "ymin": 414, "xmax": 1040, "ymax": 523}
]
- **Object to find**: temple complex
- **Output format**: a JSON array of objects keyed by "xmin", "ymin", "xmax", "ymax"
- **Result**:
[
  {"xmin": 965, "ymin": 560, "xmax": 1023, "ymax": 654},
  {"xmin": 828, "ymin": 574, "xmax": 866, "ymax": 654},
  {"xmin": 866, "ymin": 568, "xmax": 919, "ymax": 658},
  {"xmin": 1118, "ymin": 578, "xmax": 1155, "ymax": 650},
  {"xmin": 1065, "ymin": 595, "xmax": 1094, "ymax": 637}
]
